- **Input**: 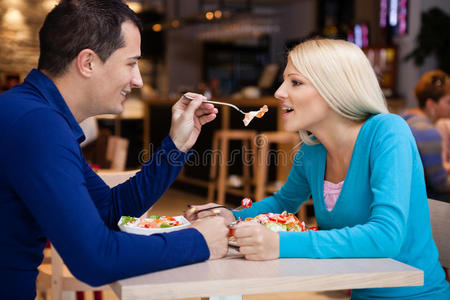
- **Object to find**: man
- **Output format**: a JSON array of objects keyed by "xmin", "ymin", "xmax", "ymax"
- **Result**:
[{"xmin": 0, "ymin": 0, "xmax": 228, "ymax": 298}]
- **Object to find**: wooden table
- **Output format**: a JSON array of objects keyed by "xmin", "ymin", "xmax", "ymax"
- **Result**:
[{"xmin": 110, "ymin": 253, "xmax": 423, "ymax": 300}]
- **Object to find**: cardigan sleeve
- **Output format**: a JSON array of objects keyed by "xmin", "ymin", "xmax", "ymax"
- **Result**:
[
  {"xmin": 234, "ymin": 148, "xmax": 311, "ymax": 219},
  {"xmin": 279, "ymin": 115, "xmax": 414, "ymax": 258},
  {"xmin": 5, "ymin": 109, "xmax": 209, "ymax": 286}
]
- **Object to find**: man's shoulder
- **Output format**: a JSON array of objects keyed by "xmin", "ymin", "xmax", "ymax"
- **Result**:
[
  {"xmin": 0, "ymin": 86, "xmax": 59, "ymax": 129},
  {"xmin": 400, "ymin": 111, "xmax": 433, "ymax": 131}
]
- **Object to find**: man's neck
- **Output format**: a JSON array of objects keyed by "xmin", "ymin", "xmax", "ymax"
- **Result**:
[{"xmin": 43, "ymin": 70, "xmax": 88, "ymax": 123}]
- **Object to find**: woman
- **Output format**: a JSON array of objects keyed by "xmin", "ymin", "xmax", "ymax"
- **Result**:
[
  {"xmin": 186, "ymin": 39, "xmax": 450, "ymax": 299},
  {"xmin": 402, "ymin": 70, "xmax": 450, "ymax": 201}
]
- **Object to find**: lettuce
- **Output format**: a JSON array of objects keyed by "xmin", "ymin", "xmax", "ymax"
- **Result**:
[
  {"xmin": 264, "ymin": 222, "xmax": 287, "ymax": 232},
  {"xmin": 120, "ymin": 216, "xmax": 136, "ymax": 225}
]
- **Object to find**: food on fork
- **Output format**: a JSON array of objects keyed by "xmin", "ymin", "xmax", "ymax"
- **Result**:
[
  {"xmin": 243, "ymin": 105, "xmax": 268, "ymax": 126},
  {"xmin": 241, "ymin": 197, "xmax": 252, "ymax": 208}
]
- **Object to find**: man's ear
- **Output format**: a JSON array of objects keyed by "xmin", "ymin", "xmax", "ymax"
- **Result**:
[
  {"xmin": 425, "ymin": 98, "xmax": 436, "ymax": 110},
  {"xmin": 424, "ymin": 98, "xmax": 438, "ymax": 117},
  {"xmin": 76, "ymin": 49, "xmax": 97, "ymax": 78}
]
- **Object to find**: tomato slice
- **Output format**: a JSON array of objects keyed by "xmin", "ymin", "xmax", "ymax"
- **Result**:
[
  {"xmin": 268, "ymin": 216, "xmax": 277, "ymax": 222},
  {"xmin": 277, "ymin": 215, "xmax": 287, "ymax": 224},
  {"xmin": 241, "ymin": 197, "xmax": 252, "ymax": 208}
]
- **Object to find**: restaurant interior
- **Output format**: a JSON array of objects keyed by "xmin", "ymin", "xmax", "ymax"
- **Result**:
[{"xmin": 1, "ymin": 0, "xmax": 450, "ymax": 299}]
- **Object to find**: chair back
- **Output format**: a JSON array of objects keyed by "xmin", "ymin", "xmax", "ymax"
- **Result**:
[
  {"xmin": 36, "ymin": 170, "xmax": 138, "ymax": 299},
  {"xmin": 37, "ymin": 245, "xmax": 109, "ymax": 300},
  {"xmin": 106, "ymin": 136, "xmax": 129, "ymax": 171},
  {"xmin": 429, "ymin": 198, "xmax": 450, "ymax": 268}
]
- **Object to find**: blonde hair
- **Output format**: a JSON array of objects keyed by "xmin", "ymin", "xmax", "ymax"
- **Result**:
[{"xmin": 288, "ymin": 39, "xmax": 388, "ymax": 145}]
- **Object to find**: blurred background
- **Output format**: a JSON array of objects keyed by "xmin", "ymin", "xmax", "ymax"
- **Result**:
[{"xmin": 1, "ymin": 0, "xmax": 450, "ymax": 200}]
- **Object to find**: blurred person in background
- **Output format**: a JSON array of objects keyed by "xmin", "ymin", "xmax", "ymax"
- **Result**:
[
  {"xmin": 436, "ymin": 118, "xmax": 450, "ymax": 173},
  {"xmin": 402, "ymin": 70, "xmax": 450, "ymax": 202}
]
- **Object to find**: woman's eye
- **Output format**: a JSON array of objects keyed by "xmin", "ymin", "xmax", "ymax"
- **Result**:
[{"xmin": 291, "ymin": 80, "xmax": 302, "ymax": 86}]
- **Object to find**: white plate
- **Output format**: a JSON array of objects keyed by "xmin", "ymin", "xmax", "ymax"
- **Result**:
[{"xmin": 118, "ymin": 216, "xmax": 191, "ymax": 235}]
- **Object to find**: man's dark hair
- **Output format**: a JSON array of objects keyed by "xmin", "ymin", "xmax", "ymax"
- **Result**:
[{"xmin": 38, "ymin": 0, "xmax": 142, "ymax": 77}]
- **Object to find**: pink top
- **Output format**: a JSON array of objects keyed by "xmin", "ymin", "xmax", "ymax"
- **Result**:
[{"xmin": 324, "ymin": 180, "xmax": 344, "ymax": 211}]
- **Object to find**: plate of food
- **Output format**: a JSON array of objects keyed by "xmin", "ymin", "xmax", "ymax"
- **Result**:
[
  {"xmin": 118, "ymin": 215, "xmax": 191, "ymax": 235},
  {"xmin": 228, "ymin": 211, "xmax": 317, "ymax": 246}
]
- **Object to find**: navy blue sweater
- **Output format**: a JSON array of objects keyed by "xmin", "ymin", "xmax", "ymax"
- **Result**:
[{"xmin": 0, "ymin": 69, "xmax": 209, "ymax": 299}]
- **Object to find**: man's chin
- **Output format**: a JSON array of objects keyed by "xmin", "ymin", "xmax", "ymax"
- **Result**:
[{"xmin": 105, "ymin": 106, "xmax": 124, "ymax": 115}]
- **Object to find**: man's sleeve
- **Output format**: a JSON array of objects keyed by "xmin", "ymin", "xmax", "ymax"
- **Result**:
[
  {"xmin": 5, "ymin": 109, "xmax": 209, "ymax": 286},
  {"xmin": 85, "ymin": 135, "xmax": 191, "ymax": 229}
]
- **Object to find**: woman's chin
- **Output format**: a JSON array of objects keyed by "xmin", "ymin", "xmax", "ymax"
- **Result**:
[{"xmin": 282, "ymin": 123, "xmax": 301, "ymax": 133}]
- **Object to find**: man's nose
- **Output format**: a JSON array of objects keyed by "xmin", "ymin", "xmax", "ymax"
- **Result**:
[{"xmin": 132, "ymin": 68, "xmax": 143, "ymax": 88}]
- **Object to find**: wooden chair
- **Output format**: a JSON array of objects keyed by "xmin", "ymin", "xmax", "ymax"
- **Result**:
[
  {"xmin": 36, "ymin": 170, "xmax": 139, "ymax": 300},
  {"xmin": 254, "ymin": 131, "xmax": 312, "ymax": 222},
  {"xmin": 428, "ymin": 198, "xmax": 450, "ymax": 273},
  {"xmin": 208, "ymin": 129, "xmax": 258, "ymax": 205},
  {"xmin": 106, "ymin": 135, "xmax": 129, "ymax": 171},
  {"xmin": 36, "ymin": 247, "xmax": 110, "ymax": 300}
]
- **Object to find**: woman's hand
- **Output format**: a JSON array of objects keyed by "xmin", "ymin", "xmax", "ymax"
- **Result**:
[
  {"xmin": 233, "ymin": 222, "xmax": 279, "ymax": 260},
  {"xmin": 169, "ymin": 93, "xmax": 218, "ymax": 152},
  {"xmin": 184, "ymin": 203, "xmax": 236, "ymax": 225}
]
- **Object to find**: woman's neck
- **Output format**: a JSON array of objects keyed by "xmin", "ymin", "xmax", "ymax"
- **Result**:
[{"xmin": 315, "ymin": 116, "xmax": 364, "ymax": 160}]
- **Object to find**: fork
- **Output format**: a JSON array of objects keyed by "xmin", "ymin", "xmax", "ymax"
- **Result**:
[
  {"xmin": 183, "ymin": 93, "xmax": 247, "ymax": 115},
  {"xmin": 187, "ymin": 204, "xmax": 246, "ymax": 215}
]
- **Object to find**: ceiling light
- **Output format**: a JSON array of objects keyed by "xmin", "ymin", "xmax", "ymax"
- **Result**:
[
  {"xmin": 214, "ymin": 10, "xmax": 222, "ymax": 19},
  {"xmin": 171, "ymin": 20, "xmax": 180, "ymax": 28},
  {"xmin": 205, "ymin": 11, "xmax": 214, "ymax": 20},
  {"xmin": 126, "ymin": 1, "xmax": 143, "ymax": 14},
  {"xmin": 152, "ymin": 24, "xmax": 162, "ymax": 32}
]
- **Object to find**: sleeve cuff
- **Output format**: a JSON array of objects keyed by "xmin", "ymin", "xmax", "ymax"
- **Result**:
[
  {"xmin": 161, "ymin": 136, "xmax": 194, "ymax": 163},
  {"xmin": 169, "ymin": 227, "xmax": 210, "ymax": 260}
]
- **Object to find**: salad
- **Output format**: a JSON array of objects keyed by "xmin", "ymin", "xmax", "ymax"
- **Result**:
[
  {"xmin": 230, "ymin": 211, "xmax": 318, "ymax": 233},
  {"xmin": 120, "ymin": 215, "xmax": 181, "ymax": 229}
]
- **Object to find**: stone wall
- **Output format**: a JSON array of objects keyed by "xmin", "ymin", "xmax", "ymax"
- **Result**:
[{"xmin": 0, "ymin": 0, "xmax": 56, "ymax": 82}]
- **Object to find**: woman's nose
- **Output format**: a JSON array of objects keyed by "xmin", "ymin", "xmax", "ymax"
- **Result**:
[{"xmin": 274, "ymin": 83, "xmax": 287, "ymax": 100}]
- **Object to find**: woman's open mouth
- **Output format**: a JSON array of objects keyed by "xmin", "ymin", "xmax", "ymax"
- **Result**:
[{"xmin": 281, "ymin": 106, "xmax": 294, "ymax": 117}]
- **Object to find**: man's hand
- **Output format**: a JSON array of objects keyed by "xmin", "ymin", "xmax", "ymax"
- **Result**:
[
  {"xmin": 169, "ymin": 93, "xmax": 218, "ymax": 152},
  {"xmin": 233, "ymin": 222, "xmax": 279, "ymax": 260},
  {"xmin": 191, "ymin": 216, "xmax": 229, "ymax": 260},
  {"xmin": 184, "ymin": 203, "xmax": 236, "ymax": 226}
]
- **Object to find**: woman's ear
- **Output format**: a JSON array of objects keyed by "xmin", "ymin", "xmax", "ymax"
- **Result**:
[{"xmin": 76, "ymin": 49, "xmax": 97, "ymax": 78}]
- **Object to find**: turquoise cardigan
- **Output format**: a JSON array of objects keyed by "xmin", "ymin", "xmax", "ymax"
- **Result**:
[{"xmin": 235, "ymin": 114, "xmax": 450, "ymax": 299}]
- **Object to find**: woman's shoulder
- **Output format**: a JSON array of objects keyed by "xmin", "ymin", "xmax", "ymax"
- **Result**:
[
  {"xmin": 356, "ymin": 113, "xmax": 418, "ymax": 152},
  {"xmin": 365, "ymin": 113, "xmax": 411, "ymax": 135}
]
